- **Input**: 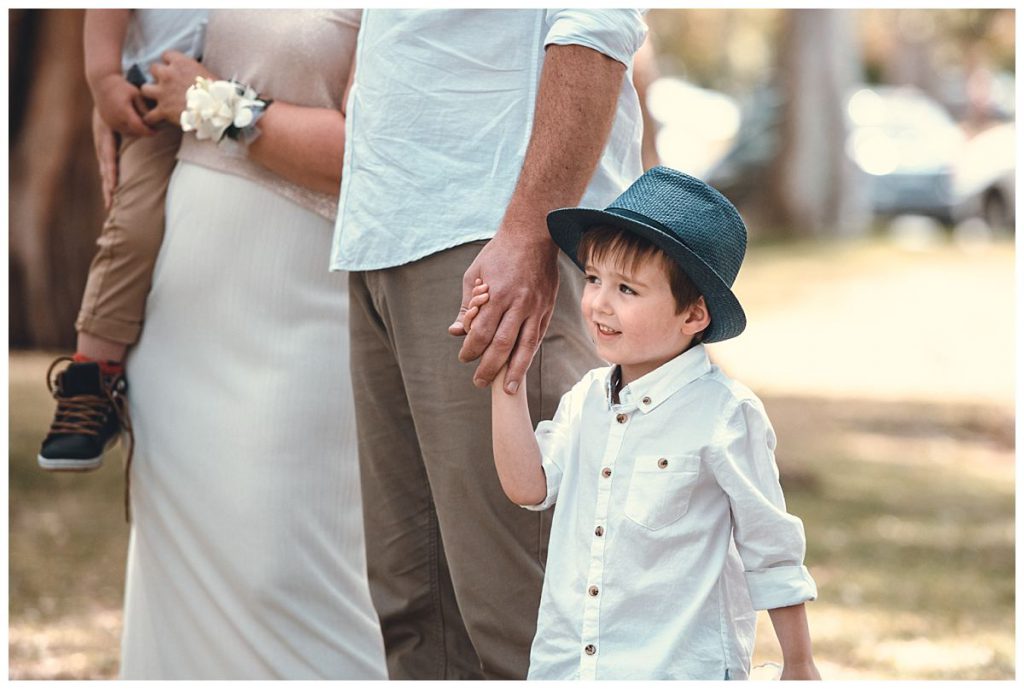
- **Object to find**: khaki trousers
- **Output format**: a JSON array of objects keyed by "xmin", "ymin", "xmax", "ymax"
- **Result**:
[
  {"xmin": 349, "ymin": 242, "xmax": 599, "ymax": 679},
  {"xmin": 76, "ymin": 126, "xmax": 181, "ymax": 345}
]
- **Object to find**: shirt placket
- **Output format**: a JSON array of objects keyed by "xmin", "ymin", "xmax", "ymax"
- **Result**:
[{"xmin": 578, "ymin": 404, "xmax": 632, "ymax": 680}]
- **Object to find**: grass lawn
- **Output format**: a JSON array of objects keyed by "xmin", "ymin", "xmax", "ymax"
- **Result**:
[{"xmin": 7, "ymin": 236, "xmax": 1015, "ymax": 679}]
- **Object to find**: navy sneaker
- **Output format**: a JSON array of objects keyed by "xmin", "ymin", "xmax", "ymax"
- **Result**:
[{"xmin": 37, "ymin": 357, "xmax": 128, "ymax": 471}]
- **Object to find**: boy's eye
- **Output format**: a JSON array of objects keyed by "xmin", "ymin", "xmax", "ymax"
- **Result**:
[
  {"xmin": 584, "ymin": 274, "xmax": 599, "ymax": 285},
  {"xmin": 619, "ymin": 284, "xmax": 637, "ymax": 295}
]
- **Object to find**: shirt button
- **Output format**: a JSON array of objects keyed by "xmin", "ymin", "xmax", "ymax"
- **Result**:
[
  {"xmin": 658, "ymin": 457, "xmax": 669, "ymax": 469},
  {"xmin": 594, "ymin": 525, "xmax": 604, "ymax": 537},
  {"xmin": 642, "ymin": 396, "xmax": 652, "ymax": 405},
  {"xmin": 601, "ymin": 467, "xmax": 612, "ymax": 478},
  {"xmin": 584, "ymin": 644, "xmax": 597, "ymax": 656},
  {"xmin": 588, "ymin": 585, "xmax": 599, "ymax": 597},
  {"xmin": 616, "ymin": 413, "xmax": 628, "ymax": 424}
]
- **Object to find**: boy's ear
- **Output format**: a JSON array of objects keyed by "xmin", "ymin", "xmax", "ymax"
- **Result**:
[{"xmin": 681, "ymin": 296, "xmax": 711, "ymax": 335}]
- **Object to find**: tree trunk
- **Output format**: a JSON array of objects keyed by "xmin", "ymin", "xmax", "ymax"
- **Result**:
[
  {"xmin": 762, "ymin": 9, "xmax": 869, "ymax": 238},
  {"xmin": 9, "ymin": 9, "xmax": 104, "ymax": 349}
]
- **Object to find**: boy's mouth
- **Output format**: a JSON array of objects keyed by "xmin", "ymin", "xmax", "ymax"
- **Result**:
[{"xmin": 595, "ymin": 322, "xmax": 621, "ymax": 336}]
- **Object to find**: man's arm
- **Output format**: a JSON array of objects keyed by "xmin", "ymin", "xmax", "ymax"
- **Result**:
[
  {"xmin": 451, "ymin": 43, "xmax": 626, "ymax": 395},
  {"xmin": 767, "ymin": 603, "xmax": 821, "ymax": 680}
]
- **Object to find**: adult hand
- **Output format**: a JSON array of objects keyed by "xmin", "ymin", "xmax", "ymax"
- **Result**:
[
  {"xmin": 91, "ymin": 107, "xmax": 119, "ymax": 210},
  {"xmin": 451, "ymin": 221, "xmax": 560, "ymax": 394},
  {"xmin": 92, "ymin": 73, "xmax": 153, "ymax": 138},
  {"xmin": 141, "ymin": 51, "xmax": 216, "ymax": 128}
]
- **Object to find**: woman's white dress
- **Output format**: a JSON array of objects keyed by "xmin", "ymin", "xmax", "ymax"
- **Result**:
[{"xmin": 120, "ymin": 10, "xmax": 386, "ymax": 679}]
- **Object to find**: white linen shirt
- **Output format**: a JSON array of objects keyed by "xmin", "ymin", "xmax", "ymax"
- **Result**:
[
  {"xmin": 524, "ymin": 344, "xmax": 817, "ymax": 680},
  {"xmin": 330, "ymin": 9, "xmax": 647, "ymax": 272}
]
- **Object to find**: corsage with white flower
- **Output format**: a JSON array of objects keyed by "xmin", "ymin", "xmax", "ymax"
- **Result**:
[{"xmin": 179, "ymin": 76, "xmax": 272, "ymax": 145}]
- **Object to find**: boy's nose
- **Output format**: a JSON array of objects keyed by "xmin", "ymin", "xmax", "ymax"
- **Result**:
[{"xmin": 591, "ymin": 288, "xmax": 613, "ymax": 314}]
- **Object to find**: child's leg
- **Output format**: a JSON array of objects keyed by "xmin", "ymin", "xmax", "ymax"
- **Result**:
[
  {"xmin": 39, "ymin": 125, "xmax": 180, "ymax": 471},
  {"xmin": 75, "ymin": 125, "xmax": 182, "ymax": 357}
]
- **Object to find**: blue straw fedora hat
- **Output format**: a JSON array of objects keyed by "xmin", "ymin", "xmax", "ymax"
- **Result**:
[{"xmin": 547, "ymin": 166, "xmax": 747, "ymax": 343}]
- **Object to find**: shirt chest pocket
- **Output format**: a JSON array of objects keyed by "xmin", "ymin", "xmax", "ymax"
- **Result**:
[{"xmin": 623, "ymin": 454, "xmax": 701, "ymax": 530}]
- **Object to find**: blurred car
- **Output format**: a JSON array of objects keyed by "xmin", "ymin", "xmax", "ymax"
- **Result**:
[
  {"xmin": 707, "ymin": 85, "xmax": 1013, "ymax": 228},
  {"xmin": 846, "ymin": 87, "xmax": 964, "ymax": 224},
  {"xmin": 952, "ymin": 121, "xmax": 1015, "ymax": 231}
]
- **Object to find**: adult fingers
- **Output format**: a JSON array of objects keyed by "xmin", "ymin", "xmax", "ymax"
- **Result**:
[
  {"xmin": 501, "ymin": 315, "xmax": 543, "ymax": 394},
  {"xmin": 162, "ymin": 49, "xmax": 186, "ymax": 64},
  {"xmin": 458, "ymin": 297, "xmax": 503, "ymax": 363},
  {"xmin": 148, "ymin": 61, "xmax": 166, "ymax": 83},
  {"xmin": 470, "ymin": 310, "xmax": 523, "ymax": 387}
]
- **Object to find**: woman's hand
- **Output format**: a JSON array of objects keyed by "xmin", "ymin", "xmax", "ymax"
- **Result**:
[
  {"xmin": 91, "ymin": 107, "xmax": 119, "ymax": 210},
  {"xmin": 140, "ymin": 51, "xmax": 217, "ymax": 128}
]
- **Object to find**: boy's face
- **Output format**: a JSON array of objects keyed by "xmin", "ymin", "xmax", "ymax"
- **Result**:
[{"xmin": 581, "ymin": 253, "xmax": 707, "ymax": 386}]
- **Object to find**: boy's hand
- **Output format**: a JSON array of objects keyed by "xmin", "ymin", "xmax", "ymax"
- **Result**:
[
  {"xmin": 780, "ymin": 660, "xmax": 821, "ymax": 680},
  {"xmin": 449, "ymin": 279, "xmax": 490, "ymax": 335},
  {"xmin": 93, "ymin": 72, "xmax": 154, "ymax": 137},
  {"xmin": 91, "ymin": 107, "xmax": 119, "ymax": 210}
]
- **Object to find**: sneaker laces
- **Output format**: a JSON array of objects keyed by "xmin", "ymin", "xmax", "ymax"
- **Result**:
[{"xmin": 45, "ymin": 356, "xmax": 136, "ymax": 523}]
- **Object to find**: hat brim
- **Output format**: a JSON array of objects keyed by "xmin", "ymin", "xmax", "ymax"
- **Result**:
[{"xmin": 548, "ymin": 207, "xmax": 746, "ymax": 343}]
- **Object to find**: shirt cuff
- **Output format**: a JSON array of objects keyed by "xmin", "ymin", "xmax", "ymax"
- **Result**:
[
  {"xmin": 519, "ymin": 464, "xmax": 559, "ymax": 511},
  {"xmin": 744, "ymin": 565, "xmax": 818, "ymax": 611},
  {"xmin": 544, "ymin": 9, "xmax": 648, "ymax": 67}
]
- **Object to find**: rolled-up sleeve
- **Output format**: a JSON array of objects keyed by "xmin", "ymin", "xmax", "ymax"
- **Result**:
[
  {"xmin": 708, "ymin": 399, "xmax": 817, "ymax": 610},
  {"xmin": 543, "ymin": 9, "xmax": 648, "ymax": 67},
  {"xmin": 520, "ymin": 385, "xmax": 580, "ymax": 511}
]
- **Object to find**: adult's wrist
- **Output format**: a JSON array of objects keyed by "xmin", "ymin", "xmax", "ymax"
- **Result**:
[{"xmin": 179, "ymin": 77, "xmax": 272, "ymax": 145}]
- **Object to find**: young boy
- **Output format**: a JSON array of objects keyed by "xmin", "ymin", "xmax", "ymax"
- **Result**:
[
  {"xmin": 38, "ymin": 9, "xmax": 206, "ymax": 471},
  {"xmin": 463, "ymin": 167, "xmax": 820, "ymax": 680}
]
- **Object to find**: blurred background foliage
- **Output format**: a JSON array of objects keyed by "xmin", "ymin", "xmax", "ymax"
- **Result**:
[{"xmin": 7, "ymin": 7, "xmax": 1016, "ymax": 680}]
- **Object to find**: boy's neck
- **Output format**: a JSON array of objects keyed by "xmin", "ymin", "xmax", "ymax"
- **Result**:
[{"xmin": 614, "ymin": 340, "xmax": 700, "ymax": 396}]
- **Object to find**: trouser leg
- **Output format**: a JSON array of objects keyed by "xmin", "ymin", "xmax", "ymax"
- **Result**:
[
  {"xmin": 76, "ymin": 126, "xmax": 181, "ymax": 345},
  {"xmin": 353, "ymin": 242, "xmax": 598, "ymax": 679},
  {"xmin": 349, "ymin": 269, "xmax": 483, "ymax": 680}
]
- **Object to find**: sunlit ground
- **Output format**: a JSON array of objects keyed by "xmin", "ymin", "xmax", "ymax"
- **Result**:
[{"xmin": 8, "ymin": 233, "xmax": 1015, "ymax": 679}]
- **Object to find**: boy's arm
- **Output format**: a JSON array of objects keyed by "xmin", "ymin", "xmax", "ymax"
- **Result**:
[
  {"xmin": 84, "ymin": 9, "xmax": 153, "ymax": 136},
  {"xmin": 768, "ymin": 603, "xmax": 820, "ymax": 680},
  {"xmin": 490, "ymin": 367, "xmax": 548, "ymax": 506}
]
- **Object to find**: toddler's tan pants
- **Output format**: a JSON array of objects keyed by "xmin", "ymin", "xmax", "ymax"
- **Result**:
[{"xmin": 76, "ymin": 125, "xmax": 181, "ymax": 345}]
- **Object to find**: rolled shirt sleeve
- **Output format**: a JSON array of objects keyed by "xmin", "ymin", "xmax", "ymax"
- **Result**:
[
  {"xmin": 520, "ymin": 385, "xmax": 582, "ymax": 511},
  {"xmin": 708, "ymin": 398, "xmax": 818, "ymax": 610},
  {"xmin": 543, "ymin": 9, "xmax": 648, "ymax": 67}
]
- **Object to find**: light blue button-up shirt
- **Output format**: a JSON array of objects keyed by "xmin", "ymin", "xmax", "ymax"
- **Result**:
[
  {"xmin": 524, "ymin": 344, "xmax": 818, "ymax": 680},
  {"xmin": 330, "ymin": 9, "xmax": 647, "ymax": 272}
]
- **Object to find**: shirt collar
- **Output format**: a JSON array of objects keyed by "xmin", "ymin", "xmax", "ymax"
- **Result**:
[{"xmin": 604, "ymin": 344, "xmax": 712, "ymax": 413}]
